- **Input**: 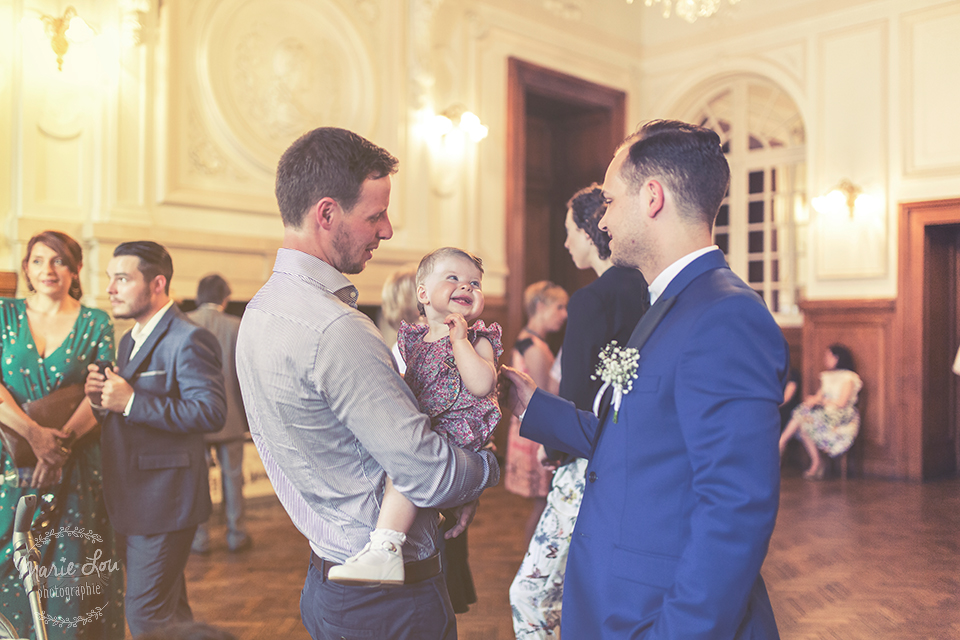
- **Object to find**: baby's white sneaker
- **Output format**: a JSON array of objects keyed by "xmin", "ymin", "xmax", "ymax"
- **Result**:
[{"xmin": 327, "ymin": 529, "xmax": 406, "ymax": 586}]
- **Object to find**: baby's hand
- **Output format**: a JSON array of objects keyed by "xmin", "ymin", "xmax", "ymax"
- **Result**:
[{"xmin": 444, "ymin": 313, "xmax": 468, "ymax": 342}]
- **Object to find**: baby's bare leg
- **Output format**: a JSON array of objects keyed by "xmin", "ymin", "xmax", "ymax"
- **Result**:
[
  {"xmin": 378, "ymin": 476, "xmax": 419, "ymax": 533},
  {"xmin": 327, "ymin": 477, "xmax": 414, "ymax": 585}
]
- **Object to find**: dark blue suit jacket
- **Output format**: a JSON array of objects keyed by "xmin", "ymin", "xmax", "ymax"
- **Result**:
[
  {"xmin": 522, "ymin": 250, "xmax": 788, "ymax": 639},
  {"xmin": 100, "ymin": 305, "xmax": 226, "ymax": 536}
]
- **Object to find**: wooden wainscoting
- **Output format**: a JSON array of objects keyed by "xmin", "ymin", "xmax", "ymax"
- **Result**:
[
  {"xmin": 0, "ymin": 272, "xmax": 17, "ymax": 298},
  {"xmin": 799, "ymin": 299, "xmax": 896, "ymax": 478},
  {"xmin": 780, "ymin": 325, "xmax": 803, "ymax": 380}
]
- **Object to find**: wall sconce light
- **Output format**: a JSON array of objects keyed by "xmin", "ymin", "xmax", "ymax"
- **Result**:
[
  {"xmin": 38, "ymin": 6, "xmax": 95, "ymax": 71},
  {"xmin": 430, "ymin": 104, "xmax": 489, "ymax": 142},
  {"xmin": 812, "ymin": 178, "xmax": 863, "ymax": 218}
]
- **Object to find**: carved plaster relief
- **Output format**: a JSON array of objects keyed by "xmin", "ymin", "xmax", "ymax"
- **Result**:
[
  {"xmin": 37, "ymin": 84, "xmax": 85, "ymax": 140},
  {"xmin": 543, "ymin": 0, "xmax": 583, "ymax": 22},
  {"xmin": 409, "ymin": 0, "xmax": 445, "ymax": 109},
  {"xmin": 355, "ymin": 0, "xmax": 380, "ymax": 23},
  {"xmin": 164, "ymin": 0, "xmax": 376, "ymax": 213}
]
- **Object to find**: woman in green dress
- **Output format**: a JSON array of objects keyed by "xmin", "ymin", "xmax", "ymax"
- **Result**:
[{"xmin": 0, "ymin": 231, "xmax": 124, "ymax": 639}]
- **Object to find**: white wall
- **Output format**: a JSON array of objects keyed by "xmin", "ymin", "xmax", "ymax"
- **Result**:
[
  {"xmin": 632, "ymin": 0, "xmax": 960, "ymax": 300},
  {"xmin": 3, "ymin": 0, "xmax": 958, "ymax": 307}
]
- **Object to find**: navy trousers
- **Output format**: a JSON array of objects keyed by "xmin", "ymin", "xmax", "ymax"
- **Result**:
[
  {"xmin": 300, "ymin": 557, "xmax": 456, "ymax": 639},
  {"xmin": 122, "ymin": 527, "xmax": 197, "ymax": 637}
]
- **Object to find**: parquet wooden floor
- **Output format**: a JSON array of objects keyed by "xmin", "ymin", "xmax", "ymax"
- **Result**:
[{"xmin": 182, "ymin": 474, "xmax": 960, "ymax": 639}]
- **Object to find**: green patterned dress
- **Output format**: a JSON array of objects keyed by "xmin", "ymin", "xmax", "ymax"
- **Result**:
[{"xmin": 0, "ymin": 299, "xmax": 125, "ymax": 639}]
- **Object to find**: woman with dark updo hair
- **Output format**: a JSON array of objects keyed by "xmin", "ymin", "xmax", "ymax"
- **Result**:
[
  {"xmin": 509, "ymin": 185, "xmax": 649, "ymax": 638},
  {"xmin": 779, "ymin": 343, "xmax": 863, "ymax": 479},
  {"xmin": 0, "ymin": 231, "xmax": 125, "ymax": 638}
]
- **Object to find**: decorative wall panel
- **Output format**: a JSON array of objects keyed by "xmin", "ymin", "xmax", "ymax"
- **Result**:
[
  {"xmin": 815, "ymin": 22, "xmax": 888, "ymax": 279},
  {"xmin": 902, "ymin": 3, "xmax": 960, "ymax": 177},
  {"xmin": 162, "ymin": 0, "xmax": 377, "ymax": 214}
]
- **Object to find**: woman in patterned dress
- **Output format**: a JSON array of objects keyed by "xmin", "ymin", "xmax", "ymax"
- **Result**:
[
  {"xmin": 779, "ymin": 343, "xmax": 862, "ymax": 479},
  {"xmin": 0, "ymin": 231, "xmax": 124, "ymax": 639},
  {"xmin": 509, "ymin": 185, "xmax": 649, "ymax": 639}
]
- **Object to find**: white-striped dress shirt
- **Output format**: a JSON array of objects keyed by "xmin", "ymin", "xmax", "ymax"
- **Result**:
[{"xmin": 236, "ymin": 249, "xmax": 498, "ymax": 563}]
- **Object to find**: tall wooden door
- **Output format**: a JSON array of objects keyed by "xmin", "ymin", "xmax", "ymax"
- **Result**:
[
  {"xmin": 897, "ymin": 199, "xmax": 960, "ymax": 480},
  {"xmin": 506, "ymin": 59, "xmax": 626, "ymax": 355}
]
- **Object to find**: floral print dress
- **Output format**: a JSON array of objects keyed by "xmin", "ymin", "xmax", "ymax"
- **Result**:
[
  {"xmin": 0, "ymin": 299, "xmax": 125, "ymax": 639},
  {"xmin": 794, "ymin": 368, "xmax": 863, "ymax": 457},
  {"xmin": 398, "ymin": 320, "xmax": 503, "ymax": 452}
]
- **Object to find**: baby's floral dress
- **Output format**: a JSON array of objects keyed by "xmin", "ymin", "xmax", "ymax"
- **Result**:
[{"xmin": 398, "ymin": 320, "xmax": 503, "ymax": 452}]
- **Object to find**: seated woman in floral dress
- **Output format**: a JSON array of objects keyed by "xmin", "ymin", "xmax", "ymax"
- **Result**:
[{"xmin": 779, "ymin": 343, "xmax": 862, "ymax": 479}]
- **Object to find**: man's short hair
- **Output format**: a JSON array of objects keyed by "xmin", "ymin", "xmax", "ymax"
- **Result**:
[
  {"xmin": 196, "ymin": 273, "xmax": 231, "ymax": 306},
  {"xmin": 113, "ymin": 241, "xmax": 174, "ymax": 294},
  {"xmin": 275, "ymin": 127, "xmax": 399, "ymax": 228},
  {"xmin": 618, "ymin": 120, "xmax": 730, "ymax": 227},
  {"xmin": 567, "ymin": 184, "xmax": 611, "ymax": 260},
  {"xmin": 523, "ymin": 280, "xmax": 567, "ymax": 319}
]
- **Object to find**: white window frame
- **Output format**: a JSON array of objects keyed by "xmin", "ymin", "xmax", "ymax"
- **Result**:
[{"xmin": 689, "ymin": 77, "xmax": 806, "ymax": 319}]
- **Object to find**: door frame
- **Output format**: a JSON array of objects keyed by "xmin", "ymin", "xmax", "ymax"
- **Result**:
[
  {"xmin": 896, "ymin": 198, "xmax": 960, "ymax": 480},
  {"xmin": 505, "ymin": 58, "xmax": 626, "ymax": 347}
]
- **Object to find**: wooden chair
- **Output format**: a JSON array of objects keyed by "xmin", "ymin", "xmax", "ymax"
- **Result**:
[{"xmin": 836, "ymin": 389, "xmax": 865, "ymax": 479}]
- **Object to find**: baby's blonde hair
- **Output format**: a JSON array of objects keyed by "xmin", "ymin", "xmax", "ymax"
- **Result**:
[
  {"xmin": 415, "ymin": 247, "xmax": 484, "ymax": 316},
  {"xmin": 381, "ymin": 265, "xmax": 420, "ymax": 330}
]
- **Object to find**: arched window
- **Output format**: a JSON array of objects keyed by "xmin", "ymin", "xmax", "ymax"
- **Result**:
[{"xmin": 688, "ymin": 77, "xmax": 806, "ymax": 316}]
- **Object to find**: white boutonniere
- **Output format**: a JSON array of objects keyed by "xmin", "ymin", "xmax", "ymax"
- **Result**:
[{"xmin": 591, "ymin": 340, "xmax": 640, "ymax": 423}]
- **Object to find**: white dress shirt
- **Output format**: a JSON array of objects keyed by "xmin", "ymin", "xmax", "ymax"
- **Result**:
[
  {"xmin": 647, "ymin": 245, "xmax": 721, "ymax": 305},
  {"xmin": 123, "ymin": 300, "xmax": 174, "ymax": 416}
]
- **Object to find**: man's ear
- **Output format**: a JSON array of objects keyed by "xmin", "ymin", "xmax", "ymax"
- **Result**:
[
  {"xmin": 151, "ymin": 275, "xmax": 168, "ymax": 296},
  {"xmin": 315, "ymin": 198, "xmax": 340, "ymax": 231},
  {"xmin": 645, "ymin": 179, "xmax": 665, "ymax": 218}
]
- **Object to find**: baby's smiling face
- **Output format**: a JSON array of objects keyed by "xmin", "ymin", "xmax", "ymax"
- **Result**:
[{"xmin": 417, "ymin": 254, "xmax": 485, "ymax": 323}]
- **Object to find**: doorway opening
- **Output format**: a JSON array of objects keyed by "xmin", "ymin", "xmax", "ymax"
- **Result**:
[
  {"xmin": 505, "ymin": 58, "xmax": 626, "ymax": 354},
  {"xmin": 923, "ymin": 222, "xmax": 960, "ymax": 476},
  {"xmin": 899, "ymin": 199, "xmax": 960, "ymax": 479}
]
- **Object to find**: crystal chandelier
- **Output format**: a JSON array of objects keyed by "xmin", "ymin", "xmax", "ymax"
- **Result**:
[{"xmin": 627, "ymin": 0, "xmax": 740, "ymax": 23}]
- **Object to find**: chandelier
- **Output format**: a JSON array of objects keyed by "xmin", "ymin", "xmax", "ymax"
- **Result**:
[{"xmin": 628, "ymin": 0, "xmax": 740, "ymax": 23}]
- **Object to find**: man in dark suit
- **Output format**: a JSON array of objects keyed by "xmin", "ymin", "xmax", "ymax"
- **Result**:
[
  {"xmin": 85, "ymin": 241, "xmax": 226, "ymax": 636},
  {"xmin": 503, "ymin": 120, "xmax": 789, "ymax": 639},
  {"xmin": 188, "ymin": 274, "xmax": 251, "ymax": 554}
]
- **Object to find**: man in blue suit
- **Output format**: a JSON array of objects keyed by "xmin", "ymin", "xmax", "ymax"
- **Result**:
[
  {"xmin": 502, "ymin": 120, "xmax": 788, "ymax": 639},
  {"xmin": 85, "ymin": 241, "xmax": 226, "ymax": 635}
]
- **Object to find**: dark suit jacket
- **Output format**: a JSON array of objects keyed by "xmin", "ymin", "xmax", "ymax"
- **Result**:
[
  {"xmin": 523, "ymin": 250, "xmax": 788, "ymax": 640},
  {"xmin": 187, "ymin": 305, "xmax": 248, "ymax": 443},
  {"xmin": 100, "ymin": 304, "xmax": 227, "ymax": 536},
  {"xmin": 559, "ymin": 266, "xmax": 649, "ymax": 411}
]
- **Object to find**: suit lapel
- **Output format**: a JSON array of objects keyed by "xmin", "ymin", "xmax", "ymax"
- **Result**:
[
  {"xmin": 625, "ymin": 295, "xmax": 677, "ymax": 351},
  {"xmin": 596, "ymin": 295, "xmax": 676, "ymax": 424},
  {"xmin": 120, "ymin": 305, "xmax": 177, "ymax": 379},
  {"xmin": 657, "ymin": 249, "xmax": 728, "ymax": 303},
  {"xmin": 595, "ymin": 250, "xmax": 728, "ymax": 425}
]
